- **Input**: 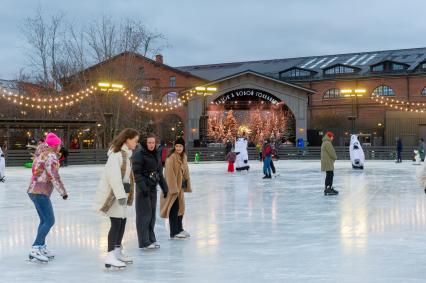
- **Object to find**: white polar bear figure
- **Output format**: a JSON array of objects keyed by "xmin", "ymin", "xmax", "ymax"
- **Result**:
[
  {"xmin": 0, "ymin": 147, "xmax": 5, "ymax": 182},
  {"xmin": 350, "ymin": 135, "xmax": 365, "ymax": 170},
  {"xmin": 235, "ymin": 137, "xmax": 250, "ymax": 172},
  {"xmin": 413, "ymin": 150, "xmax": 421, "ymax": 165}
]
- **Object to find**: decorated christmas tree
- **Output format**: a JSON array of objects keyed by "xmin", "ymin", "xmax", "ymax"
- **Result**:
[{"xmin": 223, "ymin": 110, "xmax": 238, "ymax": 140}]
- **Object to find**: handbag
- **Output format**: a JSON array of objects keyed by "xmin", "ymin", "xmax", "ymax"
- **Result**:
[
  {"xmin": 182, "ymin": 179, "xmax": 187, "ymax": 189},
  {"xmin": 123, "ymin": 183, "xmax": 131, "ymax": 194}
]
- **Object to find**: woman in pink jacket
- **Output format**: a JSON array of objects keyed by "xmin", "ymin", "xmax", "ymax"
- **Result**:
[{"xmin": 27, "ymin": 133, "xmax": 68, "ymax": 263}]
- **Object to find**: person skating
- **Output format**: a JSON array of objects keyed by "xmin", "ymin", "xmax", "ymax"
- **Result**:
[
  {"xmin": 0, "ymin": 145, "xmax": 5, "ymax": 182},
  {"xmin": 133, "ymin": 133, "xmax": 168, "ymax": 249},
  {"xmin": 226, "ymin": 149, "xmax": 236, "ymax": 173},
  {"xmin": 27, "ymin": 133, "xmax": 68, "ymax": 263},
  {"xmin": 418, "ymin": 138, "xmax": 425, "ymax": 162},
  {"xmin": 158, "ymin": 140, "xmax": 168, "ymax": 167},
  {"xmin": 94, "ymin": 128, "xmax": 139, "ymax": 269},
  {"xmin": 225, "ymin": 139, "xmax": 233, "ymax": 159},
  {"xmin": 262, "ymin": 140, "xmax": 272, "ymax": 179},
  {"xmin": 396, "ymin": 137, "xmax": 403, "ymax": 163},
  {"xmin": 160, "ymin": 137, "xmax": 192, "ymax": 239},
  {"xmin": 321, "ymin": 132, "xmax": 338, "ymax": 195}
]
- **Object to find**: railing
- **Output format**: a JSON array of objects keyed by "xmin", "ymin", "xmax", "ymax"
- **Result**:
[{"xmin": 4, "ymin": 146, "xmax": 417, "ymax": 166}]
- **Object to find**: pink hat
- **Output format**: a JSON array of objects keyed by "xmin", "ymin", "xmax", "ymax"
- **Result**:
[{"xmin": 45, "ymin": 133, "xmax": 62, "ymax": 147}]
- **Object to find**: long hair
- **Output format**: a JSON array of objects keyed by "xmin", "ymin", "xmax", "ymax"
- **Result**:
[
  {"xmin": 168, "ymin": 143, "xmax": 186, "ymax": 159},
  {"xmin": 110, "ymin": 128, "xmax": 140, "ymax": 153}
]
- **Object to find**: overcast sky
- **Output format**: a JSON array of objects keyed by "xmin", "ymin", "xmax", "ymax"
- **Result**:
[{"xmin": 1, "ymin": 0, "xmax": 426, "ymax": 79}]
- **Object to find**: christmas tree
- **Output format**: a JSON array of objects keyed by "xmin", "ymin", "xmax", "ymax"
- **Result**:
[{"xmin": 223, "ymin": 110, "xmax": 238, "ymax": 140}]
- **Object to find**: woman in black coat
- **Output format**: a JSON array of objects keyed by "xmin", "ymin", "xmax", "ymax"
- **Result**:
[{"xmin": 132, "ymin": 134, "xmax": 168, "ymax": 249}]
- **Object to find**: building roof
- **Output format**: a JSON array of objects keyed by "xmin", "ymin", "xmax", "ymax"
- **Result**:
[{"xmin": 177, "ymin": 47, "xmax": 426, "ymax": 81}]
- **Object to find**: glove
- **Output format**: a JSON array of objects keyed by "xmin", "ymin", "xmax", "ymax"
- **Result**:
[
  {"xmin": 62, "ymin": 194, "xmax": 68, "ymax": 200},
  {"xmin": 244, "ymin": 160, "xmax": 248, "ymax": 164},
  {"xmin": 163, "ymin": 191, "xmax": 168, "ymax": 199},
  {"xmin": 118, "ymin": 198, "xmax": 127, "ymax": 206}
]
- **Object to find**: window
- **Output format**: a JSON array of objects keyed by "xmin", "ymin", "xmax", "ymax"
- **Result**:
[
  {"xmin": 162, "ymin": 92, "xmax": 178, "ymax": 103},
  {"xmin": 323, "ymin": 88, "xmax": 342, "ymax": 99},
  {"xmin": 372, "ymin": 64, "xmax": 384, "ymax": 72},
  {"xmin": 371, "ymin": 61, "xmax": 407, "ymax": 72},
  {"xmin": 169, "ymin": 76, "xmax": 176, "ymax": 87},
  {"xmin": 422, "ymin": 87, "xmax": 426, "ymax": 96},
  {"xmin": 136, "ymin": 86, "xmax": 152, "ymax": 102},
  {"xmin": 324, "ymin": 65, "xmax": 356, "ymax": 75},
  {"xmin": 420, "ymin": 62, "xmax": 426, "ymax": 70},
  {"xmin": 280, "ymin": 68, "xmax": 312, "ymax": 78},
  {"xmin": 138, "ymin": 67, "xmax": 145, "ymax": 80},
  {"xmin": 372, "ymin": 85, "xmax": 395, "ymax": 96}
]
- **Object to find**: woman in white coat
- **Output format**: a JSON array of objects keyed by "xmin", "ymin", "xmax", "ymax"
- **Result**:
[
  {"xmin": 94, "ymin": 128, "xmax": 139, "ymax": 269},
  {"xmin": 0, "ymin": 145, "xmax": 5, "ymax": 182}
]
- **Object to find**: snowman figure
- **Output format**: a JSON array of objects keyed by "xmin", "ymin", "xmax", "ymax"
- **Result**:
[{"xmin": 349, "ymin": 135, "xmax": 365, "ymax": 170}]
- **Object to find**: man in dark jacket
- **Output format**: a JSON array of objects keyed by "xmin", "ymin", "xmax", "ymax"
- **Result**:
[
  {"xmin": 396, "ymin": 137, "xmax": 403, "ymax": 163},
  {"xmin": 133, "ymin": 134, "xmax": 168, "ymax": 249}
]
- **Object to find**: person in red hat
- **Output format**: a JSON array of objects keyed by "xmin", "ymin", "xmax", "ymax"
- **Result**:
[{"xmin": 321, "ymin": 131, "xmax": 338, "ymax": 195}]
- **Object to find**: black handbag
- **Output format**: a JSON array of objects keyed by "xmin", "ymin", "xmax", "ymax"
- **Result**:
[
  {"xmin": 145, "ymin": 171, "xmax": 159, "ymax": 187},
  {"xmin": 182, "ymin": 180, "xmax": 188, "ymax": 189},
  {"xmin": 123, "ymin": 183, "xmax": 131, "ymax": 194}
]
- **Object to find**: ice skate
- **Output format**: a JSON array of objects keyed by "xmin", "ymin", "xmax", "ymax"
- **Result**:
[
  {"xmin": 114, "ymin": 246, "xmax": 132, "ymax": 264},
  {"xmin": 172, "ymin": 231, "xmax": 187, "ymax": 240},
  {"xmin": 28, "ymin": 247, "xmax": 49, "ymax": 263},
  {"xmin": 324, "ymin": 186, "xmax": 339, "ymax": 196},
  {"xmin": 40, "ymin": 245, "xmax": 54, "ymax": 260},
  {"xmin": 181, "ymin": 230, "xmax": 190, "ymax": 238},
  {"xmin": 0, "ymin": 177, "xmax": 4, "ymax": 183},
  {"xmin": 141, "ymin": 243, "xmax": 158, "ymax": 250},
  {"xmin": 105, "ymin": 251, "xmax": 126, "ymax": 269}
]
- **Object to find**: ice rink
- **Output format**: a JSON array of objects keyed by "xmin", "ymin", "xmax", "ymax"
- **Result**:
[{"xmin": 0, "ymin": 160, "xmax": 425, "ymax": 282}]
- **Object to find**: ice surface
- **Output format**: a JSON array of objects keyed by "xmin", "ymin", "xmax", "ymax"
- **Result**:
[{"xmin": 0, "ymin": 160, "xmax": 425, "ymax": 282}]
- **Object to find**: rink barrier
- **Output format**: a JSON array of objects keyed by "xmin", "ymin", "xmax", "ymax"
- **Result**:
[{"xmin": 3, "ymin": 146, "xmax": 416, "ymax": 166}]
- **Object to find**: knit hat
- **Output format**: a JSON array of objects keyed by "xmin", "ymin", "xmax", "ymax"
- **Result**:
[
  {"xmin": 174, "ymin": 137, "xmax": 185, "ymax": 147},
  {"xmin": 45, "ymin": 133, "xmax": 62, "ymax": 147},
  {"xmin": 326, "ymin": 131, "xmax": 334, "ymax": 138}
]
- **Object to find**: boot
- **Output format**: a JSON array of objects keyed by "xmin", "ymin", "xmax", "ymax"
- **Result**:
[
  {"xmin": 29, "ymin": 246, "xmax": 49, "ymax": 262},
  {"xmin": 105, "ymin": 251, "xmax": 126, "ymax": 268},
  {"xmin": 324, "ymin": 186, "xmax": 339, "ymax": 196},
  {"xmin": 40, "ymin": 245, "xmax": 54, "ymax": 260},
  {"xmin": 114, "ymin": 246, "xmax": 132, "ymax": 264}
]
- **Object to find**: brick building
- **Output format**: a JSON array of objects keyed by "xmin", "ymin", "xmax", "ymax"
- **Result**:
[{"xmin": 178, "ymin": 47, "xmax": 426, "ymax": 146}]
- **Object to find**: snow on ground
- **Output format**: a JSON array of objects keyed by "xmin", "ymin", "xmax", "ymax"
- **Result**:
[{"xmin": 0, "ymin": 160, "xmax": 425, "ymax": 282}]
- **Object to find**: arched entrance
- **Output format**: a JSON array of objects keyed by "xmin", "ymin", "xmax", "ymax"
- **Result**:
[{"xmin": 207, "ymin": 88, "xmax": 296, "ymax": 145}]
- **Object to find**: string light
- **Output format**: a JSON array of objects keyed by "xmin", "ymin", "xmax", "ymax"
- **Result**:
[
  {"xmin": 0, "ymin": 85, "xmax": 183, "ymax": 113},
  {"xmin": 370, "ymin": 94, "xmax": 426, "ymax": 112}
]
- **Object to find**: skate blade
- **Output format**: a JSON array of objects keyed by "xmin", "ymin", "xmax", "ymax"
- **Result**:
[
  {"xmin": 28, "ymin": 256, "xmax": 49, "ymax": 263},
  {"xmin": 105, "ymin": 264, "xmax": 126, "ymax": 270}
]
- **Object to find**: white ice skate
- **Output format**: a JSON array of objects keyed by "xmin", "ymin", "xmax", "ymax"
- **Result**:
[
  {"xmin": 105, "ymin": 251, "xmax": 126, "ymax": 269},
  {"xmin": 29, "ymin": 247, "xmax": 49, "ymax": 263},
  {"xmin": 172, "ymin": 231, "xmax": 187, "ymax": 240},
  {"xmin": 181, "ymin": 230, "xmax": 191, "ymax": 238},
  {"xmin": 141, "ymin": 243, "xmax": 159, "ymax": 250},
  {"xmin": 40, "ymin": 245, "xmax": 54, "ymax": 260},
  {"xmin": 114, "ymin": 246, "xmax": 132, "ymax": 264}
]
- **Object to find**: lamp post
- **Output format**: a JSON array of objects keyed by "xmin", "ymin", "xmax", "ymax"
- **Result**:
[
  {"xmin": 98, "ymin": 82, "xmax": 124, "ymax": 147},
  {"xmin": 195, "ymin": 86, "xmax": 217, "ymax": 145},
  {"xmin": 342, "ymin": 89, "xmax": 366, "ymax": 134}
]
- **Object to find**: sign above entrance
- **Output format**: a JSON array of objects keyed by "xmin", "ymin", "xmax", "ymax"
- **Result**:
[{"xmin": 214, "ymin": 88, "xmax": 280, "ymax": 104}]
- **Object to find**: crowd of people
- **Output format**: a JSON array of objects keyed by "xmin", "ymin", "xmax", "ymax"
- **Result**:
[{"xmin": 25, "ymin": 129, "xmax": 192, "ymax": 268}]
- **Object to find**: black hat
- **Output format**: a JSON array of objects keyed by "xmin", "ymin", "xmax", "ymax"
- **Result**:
[{"xmin": 174, "ymin": 137, "xmax": 185, "ymax": 146}]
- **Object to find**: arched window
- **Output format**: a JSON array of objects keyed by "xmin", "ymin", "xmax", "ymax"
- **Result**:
[
  {"xmin": 421, "ymin": 87, "xmax": 426, "ymax": 96},
  {"xmin": 162, "ymin": 92, "xmax": 178, "ymax": 103},
  {"xmin": 323, "ymin": 88, "xmax": 342, "ymax": 99},
  {"xmin": 372, "ymin": 85, "xmax": 395, "ymax": 96}
]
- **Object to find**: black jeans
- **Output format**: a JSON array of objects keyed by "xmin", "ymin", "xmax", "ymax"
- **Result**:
[
  {"xmin": 108, "ymin": 217, "xmax": 127, "ymax": 252},
  {"xmin": 325, "ymin": 171, "xmax": 334, "ymax": 188},
  {"xmin": 136, "ymin": 187, "xmax": 157, "ymax": 248},
  {"xmin": 169, "ymin": 197, "xmax": 183, "ymax": 237}
]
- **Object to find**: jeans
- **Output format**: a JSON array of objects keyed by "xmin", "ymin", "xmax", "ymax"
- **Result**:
[
  {"xmin": 169, "ymin": 197, "xmax": 183, "ymax": 237},
  {"xmin": 108, "ymin": 217, "xmax": 127, "ymax": 252},
  {"xmin": 28, "ymin": 193, "xmax": 55, "ymax": 247},
  {"xmin": 136, "ymin": 187, "xmax": 157, "ymax": 248},
  {"xmin": 263, "ymin": 156, "xmax": 272, "ymax": 176},
  {"xmin": 325, "ymin": 171, "xmax": 334, "ymax": 188}
]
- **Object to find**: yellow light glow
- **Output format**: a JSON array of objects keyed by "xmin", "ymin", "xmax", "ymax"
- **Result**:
[
  {"xmin": 195, "ymin": 87, "xmax": 206, "ymax": 91},
  {"xmin": 98, "ymin": 82, "xmax": 110, "ymax": 87},
  {"xmin": 111, "ymin": 84, "xmax": 123, "ymax": 89},
  {"xmin": 341, "ymin": 89, "xmax": 353, "ymax": 94},
  {"xmin": 355, "ymin": 89, "xmax": 366, "ymax": 94},
  {"xmin": 207, "ymin": 87, "xmax": 217, "ymax": 92}
]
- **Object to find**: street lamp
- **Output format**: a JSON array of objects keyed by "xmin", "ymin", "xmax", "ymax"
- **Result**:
[
  {"xmin": 342, "ymin": 89, "xmax": 366, "ymax": 134},
  {"xmin": 195, "ymin": 86, "xmax": 217, "ymax": 145}
]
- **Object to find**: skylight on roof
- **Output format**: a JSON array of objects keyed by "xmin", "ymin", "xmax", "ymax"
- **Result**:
[
  {"xmin": 310, "ymin": 58, "xmax": 327, "ymax": 69},
  {"xmin": 360, "ymin": 53, "xmax": 377, "ymax": 65},
  {"xmin": 351, "ymin": 54, "xmax": 368, "ymax": 65},
  {"xmin": 344, "ymin": 55, "xmax": 358, "ymax": 65},
  {"xmin": 300, "ymin": 58, "xmax": 317, "ymax": 68},
  {"xmin": 320, "ymin": 56, "xmax": 338, "ymax": 68}
]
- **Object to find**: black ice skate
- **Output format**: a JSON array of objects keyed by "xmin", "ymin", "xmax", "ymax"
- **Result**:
[
  {"xmin": 324, "ymin": 186, "xmax": 339, "ymax": 196},
  {"xmin": 0, "ymin": 177, "xmax": 4, "ymax": 183}
]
